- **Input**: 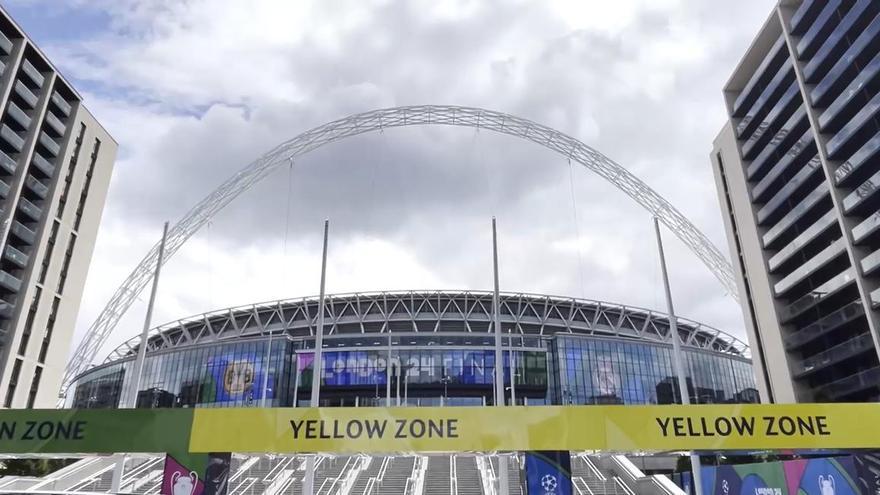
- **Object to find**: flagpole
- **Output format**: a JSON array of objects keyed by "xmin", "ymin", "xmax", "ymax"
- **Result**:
[
  {"xmin": 304, "ymin": 220, "xmax": 329, "ymax": 495},
  {"xmin": 130, "ymin": 221, "xmax": 169, "ymax": 407},
  {"xmin": 492, "ymin": 217, "xmax": 509, "ymax": 495},
  {"xmin": 113, "ymin": 221, "xmax": 168, "ymax": 493},
  {"xmin": 654, "ymin": 217, "xmax": 703, "ymax": 495}
]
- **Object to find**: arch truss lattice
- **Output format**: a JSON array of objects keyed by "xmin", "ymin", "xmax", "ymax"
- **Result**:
[{"xmin": 59, "ymin": 105, "xmax": 738, "ymax": 401}]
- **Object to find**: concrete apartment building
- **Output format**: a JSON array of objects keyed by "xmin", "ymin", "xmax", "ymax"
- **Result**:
[
  {"xmin": 0, "ymin": 8, "xmax": 116, "ymax": 408},
  {"xmin": 711, "ymin": 0, "xmax": 880, "ymax": 403}
]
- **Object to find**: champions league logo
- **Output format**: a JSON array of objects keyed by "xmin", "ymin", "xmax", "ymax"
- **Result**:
[{"xmin": 541, "ymin": 474, "xmax": 559, "ymax": 494}]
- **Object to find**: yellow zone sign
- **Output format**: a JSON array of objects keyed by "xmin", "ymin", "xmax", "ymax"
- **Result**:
[{"xmin": 189, "ymin": 404, "xmax": 880, "ymax": 453}]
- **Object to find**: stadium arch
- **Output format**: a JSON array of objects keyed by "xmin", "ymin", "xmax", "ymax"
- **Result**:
[{"xmin": 58, "ymin": 105, "xmax": 738, "ymax": 403}]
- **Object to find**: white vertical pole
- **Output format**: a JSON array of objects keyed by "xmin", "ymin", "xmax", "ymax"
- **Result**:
[
  {"xmin": 492, "ymin": 218, "xmax": 503, "ymax": 407},
  {"xmin": 292, "ymin": 354, "xmax": 301, "ymax": 408},
  {"xmin": 396, "ymin": 363, "xmax": 401, "ymax": 407},
  {"xmin": 654, "ymin": 217, "xmax": 703, "ymax": 495},
  {"xmin": 492, "ymin": 217, "xmax": 509, "ymax": 495},
  {"xmin": 386, "ymin": 332, "xmax": 392, "ymax": 406},
  {"xmin": 304, "ymin": 220, "xmax": 329, "ymax": 495},
  {"xmin": 509, "ymin": 334, "xmax": 517, "ymax": 406},
  {"xmin": 311, "ymin": 219, "xmax": 330, "ymax": 406},
  {"xmin": 260, "ymin": 330, "xmax": 273, "ymax": 408},
  {"xmin": 115, "ymin": 222, "xmax": 168, "ymax": 492},
  {"xmin": 130, "ymin": 221, "xmax": 169, "ymax": 408}
]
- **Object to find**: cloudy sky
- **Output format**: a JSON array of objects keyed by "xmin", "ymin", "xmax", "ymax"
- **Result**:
[{"xmin": 6, "ymin": 0, "xmax": 772, "ymax": 362}]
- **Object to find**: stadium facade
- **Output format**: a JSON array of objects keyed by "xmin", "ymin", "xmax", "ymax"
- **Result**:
[{"xmin": 68, "ymin": 291, "xmax": 758, "ymax": 409}]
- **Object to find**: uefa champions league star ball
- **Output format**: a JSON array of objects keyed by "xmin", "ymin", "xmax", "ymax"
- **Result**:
[{"xmin": 541, "ymin": 474, "xmax": 558, "ymax": 493}]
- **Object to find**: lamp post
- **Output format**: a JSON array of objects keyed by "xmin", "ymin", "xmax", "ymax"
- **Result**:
[{"xmin": 440, "ymin": 374, "xmax": 451, "ymax": 407}]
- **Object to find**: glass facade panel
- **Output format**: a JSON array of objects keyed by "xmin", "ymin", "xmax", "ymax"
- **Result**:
[{"xmin": 71, "ymin": 333, "xmax": 756, "ymax": 409}]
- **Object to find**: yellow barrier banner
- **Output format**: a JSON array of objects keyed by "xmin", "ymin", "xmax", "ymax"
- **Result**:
[{"xmin": 189, "ymin": 404, "xmax": 880, "ymax": 453}]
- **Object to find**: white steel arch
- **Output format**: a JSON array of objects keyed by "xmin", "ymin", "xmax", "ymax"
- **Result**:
[{"xmin": 58, "ymin": 105, "xmax": 738, "ymax": 401}]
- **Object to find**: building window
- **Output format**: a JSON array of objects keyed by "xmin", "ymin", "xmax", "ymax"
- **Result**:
[
  {"xmin": 56, "ymin": 234, "xmax": 76, "ymax": 294},
  {"xmin": 25, "ymin": 366, "xmax": 41, "ymax": 408},
  {"xmin": 16, "ymin": 287, "xmax": 40, "ymax": 357},
  {"xmin": 56, "ymin": 123, "xmax": 85, "ymax": 220},
  {"xmin": 37, "ymin": 220, "xmax": 59, "ymax": 285},
  {"xmin": 4, "ymin": 358, "xmax": 22, "ymax": 407},
  {"xmin": 38, "ymin": 296, "xmax": 59, "ymax": 364},
  {"xmin": 73, "ymin": 138, "xmax": 100, "ymax": 232}
]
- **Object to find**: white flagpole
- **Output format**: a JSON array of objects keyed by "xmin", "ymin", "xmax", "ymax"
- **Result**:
[
  {"xmin": 114, "ymin": 221, "xmax": 168, "ymax": 493},
  {"xmin": 260, "ymin": 329, "xmax": 273, "ymax": 408},
  {"xmin": 654, "ymin": 217, "xmax": 703, "ymax": 495},
  {"xmin": 492, "ymin": 217, "xmax": 509, "ymax": 495},
  {"xmin": 304, "ymin": 219, "xmax": 329, "ymax": 495},
  {"xmin": 130, "ymin": 221, "xmax": 169, "ymax": 408}
]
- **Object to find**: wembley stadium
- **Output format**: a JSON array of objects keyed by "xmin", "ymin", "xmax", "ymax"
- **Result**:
[{"xmin": 67, "ymin": 291, "xmax": 757, "ymax": 410}]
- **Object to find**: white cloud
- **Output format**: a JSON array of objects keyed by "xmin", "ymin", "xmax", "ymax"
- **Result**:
[{"xmin": 8, "ymin": 0, "xmax": 775, "ymax": 362}]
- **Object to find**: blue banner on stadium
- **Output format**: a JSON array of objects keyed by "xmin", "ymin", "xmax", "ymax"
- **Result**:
[
  {"xmin": 525, "ymin": 451, "xmax": 573, "ymax": 495},
  {"xmin": 207, "ymin": 353, "xmax": 273, "ymax": 403}
]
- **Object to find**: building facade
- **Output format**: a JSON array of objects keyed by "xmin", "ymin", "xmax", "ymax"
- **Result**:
[
  {"xmin": 68, "ymin": 291, "xmax": 758, "ymax": 409},
  {"xmin": 711, "ymin": 0, "xmax": 880, "ymax": 403},
  {"xmin": 0, "ymin": 7, "xmax": 116, "ymax": 408}
]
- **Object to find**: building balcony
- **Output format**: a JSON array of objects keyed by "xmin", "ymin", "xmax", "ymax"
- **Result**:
[
  {"xmin": 811, "ymin": 13, "xmax": 880, "ymax": 107},
  {"xmin": 0, "ymin": 124, "xmax": 24, "ymax": 152},
  {"xmin": 0, "ymin": 270, "xmax": 22, "ymax": 293},
  {"xmin": 31, "ymin": 152, "xmax": 54, "ymax": 177},
  {"xmin": 773, "ymin": 238, "xmax": 846, "ymax": 297},
  {"xmin": 732, "ymin": 35, "xmax": 787, "ymax": 117},
  {"xmin": 0, "ymin": 149, "xmax": 15, "ymax": 176},
  {"xmin": 834, "ymin": 131, "xmax": 880, "ymax": 187},
  {"xmin": 0, "ymin": 178, "xmax": 9, "ymax": 199},
  {"xmin": 3, "ymin": 245, "xmax": 28, "ymax": 269},
  {"xmin": 17, "ymin": 197, "xmax": 41, "ymax": 222},
  {"xmin": 784, "ymin": 300, "xmax": 864, "ymax": 350},
  {"xmin": 43, "ymin": 111, "xmax": 65, "ymax": 137},
  {"xmin": 795, "ymin": 0, "xmax": 840, "ymax": 59},
  {"xmin": 10, "ymin": 221, "xmax": 35, "ymax": 245},
  {"xmin": 819, "ymin": 52, "xmax": 880, "ymax": 132},
  {"xmin": 803, "ymin": 1, "xmax": 874, "ymax": 83},
  {"xmin": 756, "ymin": 156, "xmax": 822, "ymax": 226},
  {"xmin": 50, "ymin": 91, "xmax": 72, "ymax": 117},
  {"xmin": 819, "ymin": 366, "xmax": 880, "ymax": 401},
  {"xmin": 19, "ymin": 59, "xmax": 43, "ymax": 88},
  {"xmin": 13, "ymin": 80, "xmax": 37, "ymax": 109},
  {"xmin": 0, "ymin": 30, "xmax": 11, "ymax": 55},
  {"xmin": 38, "ymin": 132, "xmax": 60, "ymax": 157},
  {"xmin": 781, "ymin": 269, "xmax": 855, "ymax": 324},
  {"xmin": 792, "ymin": 333, "xmax": 876, "ymax": 378},
  {"xmin": 5, "ymin": 101, "xmax": 31, "ymax": 130},
  {"xmin": 24, "ymin": 175, "xmax": 48, "ymax": 199},
  {"xmin": 735, "ymin": 62, "xmax": 794, "ymax": 139},
  {"xmin": 0, "ymin": 298, "xmax": 13, "ymax": 319},
  {"xmin": 761, "ymin": 182, "xmax": 829, "ymax": 249},
  {"xmin": 768, "ymin": 211, "xmax": 837, "ymax": 272}
]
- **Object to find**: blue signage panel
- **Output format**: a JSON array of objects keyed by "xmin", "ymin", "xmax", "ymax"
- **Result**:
[{"xmin": 525, "ymin": 451, "xmax": 573, "ymax": 495}]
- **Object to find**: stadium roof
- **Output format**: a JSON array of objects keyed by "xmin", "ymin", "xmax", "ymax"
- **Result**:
[{"xmin": 102, "ymin": 291, "xmax": 749, "ymax": 366}]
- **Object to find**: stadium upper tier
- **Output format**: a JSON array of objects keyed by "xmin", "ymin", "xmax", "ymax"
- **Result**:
[{"xmin": 105, "ymin": 290, "xmax": 749, "ymax": 362}]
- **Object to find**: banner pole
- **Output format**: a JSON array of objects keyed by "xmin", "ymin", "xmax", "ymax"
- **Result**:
[
  {"xmin": 292, "ymin": 353, "xmax": 300, "ymax": 408},
  {"xmin": 304, "ymin": 219, "xmax": 329, "ymax": 495},
  {"xmin": 260, "ymin": 329, "xmax": 273, "ymax": 408},
  {"xmin": 130, "ymin": 221, "xmax": 169, "ymax": 408},
  {"xmin": 386, "ymin": 332, "xmax": 392, "ymax": 406},
  {"xmin": 492, "ymin": 217, "xmax": 509, "ymax": 495},
  {"xmin": 654, "ymin": 216, "xmax": 703, "ymax": 495}
]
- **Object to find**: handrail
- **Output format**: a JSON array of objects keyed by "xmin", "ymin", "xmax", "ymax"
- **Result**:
[{"xmin": 450, "ymin": 455, "xmax": 458, "ymax": 495}]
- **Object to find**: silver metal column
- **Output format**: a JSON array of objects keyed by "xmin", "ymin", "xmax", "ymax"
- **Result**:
[
  {"xmin": 492, "ymin": 217, "xmax": 509, "ymax": 495},
  {"xmin": 260, "ymin": 329, "xmax": 274, "ymax": 408},
  {"xmin": 654, "ymin": 217, "xmax": 703, "ymax": 495},
  {"xmin": 130, "ymin": 221, "xmax": 169, "ymax": 408},
  {"xmin": 304, "ymin": 220, "xmax": 330, "ymax": 495}
]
